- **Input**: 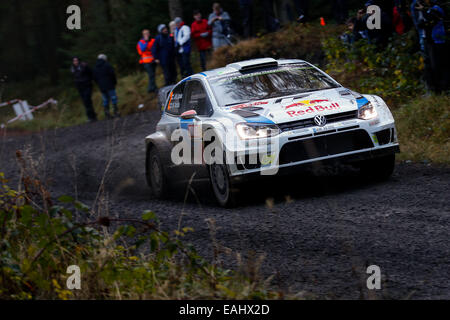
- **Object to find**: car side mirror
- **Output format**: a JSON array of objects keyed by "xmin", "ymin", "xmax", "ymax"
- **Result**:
[{"xmin": 180, "ymin": 110, "xmax": 198, "ymax": 120}]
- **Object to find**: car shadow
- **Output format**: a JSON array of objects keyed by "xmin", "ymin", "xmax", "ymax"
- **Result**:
[{"xmin": 176, "ymin": 164, "xmax": 393, "ymax": 208}]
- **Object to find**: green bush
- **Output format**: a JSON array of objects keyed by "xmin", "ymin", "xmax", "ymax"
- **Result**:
[
  {"xmin": 0, "ymin": 172, "xmax": 280, "ymax": 300},
  {"xmin": 323, "ymin": 31, "xmax": 425, "ymax": 104}
]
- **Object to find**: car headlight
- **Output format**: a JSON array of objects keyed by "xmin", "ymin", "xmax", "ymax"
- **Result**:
[
  {"xmin": 236, "ymin": 123, "xmax": 280, "ymax": 140},
  {"xmin": 358, "ymin": 102, "xmax": 378, "ymax": 120}
]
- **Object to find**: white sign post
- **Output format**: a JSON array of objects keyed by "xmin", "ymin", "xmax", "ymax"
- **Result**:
[{"xmin": 12, "ymin": 100, "xmax": 34, "ymax": 121}]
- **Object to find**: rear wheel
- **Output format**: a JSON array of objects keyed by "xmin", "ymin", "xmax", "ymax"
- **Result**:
[
  {"xmin": 146, "ymin": 147, "xmax": 169, "ymax": 198},
  {"xmin": 359, "ymin": 154, "xmax": 396, "ymax": 181}
]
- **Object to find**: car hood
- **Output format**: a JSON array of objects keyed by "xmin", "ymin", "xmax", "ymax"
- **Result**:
[{"xmin": 226, "ymin": 88, "xmax": 368, "ymax": 125}]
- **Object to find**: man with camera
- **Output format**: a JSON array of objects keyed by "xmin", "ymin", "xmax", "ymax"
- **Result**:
[{"xmin": 208, "ymin": 3, "xmax": 232, "ymax": 50}]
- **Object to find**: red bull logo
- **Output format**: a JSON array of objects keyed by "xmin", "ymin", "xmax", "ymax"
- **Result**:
[
  {"xmin": 286, "ymin": 103, "xmax": 341, "ymax": 117},
  {"xmin": 285, "ymin": 99, "xmax": 330, "ymax": 110}
]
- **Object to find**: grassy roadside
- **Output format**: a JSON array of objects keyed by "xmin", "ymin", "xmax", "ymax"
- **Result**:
[
  {"xmin": 0, "ymin": 50, "xmax": 208, "ymax": 132},
  {"xmin": 0, "ymin": 50, "xmax": 205, "ymax": 131},
  {"xmin": 394, "ymin": 95, "xmax": 449, "ymax": 163},
  {"xmin": 0, "ymin": 72, "xmax": 162, "ymax": 132}
]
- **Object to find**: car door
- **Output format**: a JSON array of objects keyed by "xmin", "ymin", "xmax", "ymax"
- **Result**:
[
  {"xmin": 181, "ymin": 80, "xmax": 213, "ymax": 117},
  {"xmin": 163, "ymin": 82, "xmax": 186, "ymax": 145},
  {"xmin": 180, "ymin": 80, "xmax": 214, "ymax": 166}
]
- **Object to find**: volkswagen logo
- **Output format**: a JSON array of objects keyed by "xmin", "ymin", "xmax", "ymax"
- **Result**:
[{"xmin": 314, "ymin": 115, "xmax": 327, "ymax": 127}]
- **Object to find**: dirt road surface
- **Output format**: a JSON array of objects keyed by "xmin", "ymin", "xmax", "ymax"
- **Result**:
[{"xmin": 1, "ymin": 111, "xmax": 449, "ymax": 299}]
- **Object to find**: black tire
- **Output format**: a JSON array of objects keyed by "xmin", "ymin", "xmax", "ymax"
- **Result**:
[
  {"xmin": 208, "ymin": 162, "xmax": 239, "ymax": 207},
  {"xmin": 146, "ymin": 147, "xmax": 169, "ymax": 198},
  {"xmin": 359, "ymin": 153, "xmax": 396, "ymax": 181}
]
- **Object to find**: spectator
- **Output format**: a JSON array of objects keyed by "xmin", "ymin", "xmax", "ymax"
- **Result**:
[
  {"xmin": 208, "ymin": 3, "xmax": 232, "ymax": 50},
  {"xmin": 262, "ymin": 0, "xmax": 280, "ymax": 33},
  {"xmin": 169, "ymin": 21, "xmax": 176, "ymax": 36},
  {"xmin": 137, "ymin": 29, "xmax": 157, "ymax": 93},
  {"xmin": 191, "ymin": 10, "xmax": 212, "ymax": 71},
  {"xmin": 153, "ymin": 24, "xmax": 177, "ymax": 86},
  {"xmin": 411, "ymin": 0, "xmax": 426, "ymax": 51},
  {"xmin": 418, "ymin": 0, "xmax": 448, "ymax": 93},
  {"xmin": 355, "ymin": 8, "xmax": 369, "ymax": 40},
  {"xmin": 333, "ymin": 0, "xmax": 348, "ymax": 24},
  {"xmin": 239, "ymin": 0, "xmax": 253, "ymax": 38},
  {"xmin": 341, "ymin": 17, "xmax": 364, "ymax": 44},
  {"xmin": 174, "ymin": 17, "xmax": 194, "ymax": 77},
  {"xmin": 392, "ymin": 0, "xmax": 412, "ymax": 35},
  {"xmin": 70, "ymin": 57, "xmax": 97, "ymax": 122},
  {"xmin": 168, "ymin": 20, "xmax": 179, "ymax": 78},
  {"xmin": 93, "ymin": 54, "xmax": 119, "ymax": 119}
]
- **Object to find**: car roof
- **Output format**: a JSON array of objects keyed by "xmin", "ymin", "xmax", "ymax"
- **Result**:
[{"xmin": 187, "ymin": 58, "xmax": 308, "ymax": 81}]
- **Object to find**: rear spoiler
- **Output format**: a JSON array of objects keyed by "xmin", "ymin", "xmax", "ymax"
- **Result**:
[
  {"xmin": 227, "ymin": 58, "xmax": 279, "ymax": 73},
  {"xmin": 239, "ymin": 61, "xmax": 278, "ymax": 72}
]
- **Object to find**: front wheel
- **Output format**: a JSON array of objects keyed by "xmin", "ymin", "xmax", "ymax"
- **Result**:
[
  {"xmin": 208, "ymin": 162, "xmax": 238, "ymax": 207},
  {"xmin": 358, "ymin": 154, "xmax": 396, "ymax": 181}
]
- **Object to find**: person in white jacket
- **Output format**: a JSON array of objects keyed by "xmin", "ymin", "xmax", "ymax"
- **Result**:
[{"xmin": 174, "ymin": 17, "xmax": 193, "ymax": 77}]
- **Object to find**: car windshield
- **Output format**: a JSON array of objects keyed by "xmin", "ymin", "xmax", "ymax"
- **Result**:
[{"xmin": 209, "ymin": 64, "xmax": 341, "ymax": 107}]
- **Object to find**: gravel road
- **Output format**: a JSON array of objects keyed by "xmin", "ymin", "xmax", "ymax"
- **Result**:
[{"xmin": 1, "ymin": 111, "xmax": 449, "ymax": 299}]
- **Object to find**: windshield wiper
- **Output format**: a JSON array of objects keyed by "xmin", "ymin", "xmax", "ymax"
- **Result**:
[
  {"xmin": 300, "ymin": 87, "xmax": 338, "ymax": 94},
  {"xmin": 261, "ymin": 92, "xmax": 298, "ymax": 100}
]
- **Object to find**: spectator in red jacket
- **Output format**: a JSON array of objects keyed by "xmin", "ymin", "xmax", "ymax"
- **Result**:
[{"xmin": 191, "ymin": 10, "xmax": 212, "ymax": 71}]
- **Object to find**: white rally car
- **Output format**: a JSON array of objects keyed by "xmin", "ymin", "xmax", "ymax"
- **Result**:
[{"xmin": 146, "ymin": 58, "xmax": 400, "ymax": 206}]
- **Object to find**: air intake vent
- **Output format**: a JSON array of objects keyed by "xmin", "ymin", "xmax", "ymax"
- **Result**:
[{"xmin": 227, "ymin": 58, "xmax": 278, "ymax": 72}]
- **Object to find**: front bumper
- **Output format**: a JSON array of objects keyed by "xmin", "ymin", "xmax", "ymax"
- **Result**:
[
  {"xmin": 227, "ymin": 118, "xmax": 399, "ymax": 177},
  {"xmin": 230, "ymin": 145, "xmax": 400, "ymax": 183}
]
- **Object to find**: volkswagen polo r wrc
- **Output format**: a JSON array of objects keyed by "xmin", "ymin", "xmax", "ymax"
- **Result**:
[{"xmin": 145, "ymin": 58, "xmax": 400, "ymax": 206}]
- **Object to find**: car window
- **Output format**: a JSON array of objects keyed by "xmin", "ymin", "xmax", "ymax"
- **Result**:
[
  {"xmin": 166, "ymin": 83, "xmax": 185, "ymax": 116},
  {"xmin": 208, "ymin": 64, "xmax": 341, "ymax": 107},
  {"xmin": 182, "ymin": 81, "xmax": 213, "ymax": 116}
]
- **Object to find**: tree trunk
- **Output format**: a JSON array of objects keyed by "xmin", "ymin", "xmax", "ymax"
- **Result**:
[{"xmin": 168, "ymin": 0, "xmax": 183, "ymax": 20}]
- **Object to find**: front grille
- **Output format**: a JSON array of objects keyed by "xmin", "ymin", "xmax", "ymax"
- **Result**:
[
  {"xmin": 279, "ymin": 129, "xmax": 373, "ymax": 164},
  {"xmin": 278, "ymin": 110, "xmax": 358, "ymax": 132}
]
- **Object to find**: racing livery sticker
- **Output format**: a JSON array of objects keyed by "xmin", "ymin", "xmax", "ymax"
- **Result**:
[
  {"xmin": 356, "ymin": 96, "xmax": 370, "ymax": 109},
  {"xmin": 244, "ymin": 115, "xmax": 275, "ymax": 124},
  {"xmin": 230, "ymin": 101, "xmax": 269, "ymax": 111}
]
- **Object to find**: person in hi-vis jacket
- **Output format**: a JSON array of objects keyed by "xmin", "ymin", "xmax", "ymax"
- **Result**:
[{"xmin": 137, "ymin": 29, "xmax": 157, "ymax": 93}]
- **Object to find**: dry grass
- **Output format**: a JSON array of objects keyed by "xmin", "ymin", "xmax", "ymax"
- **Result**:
[
  {"xmin": 394, "ymin": 95, "xmax": 450, "ymax": 164},
  {"xmin": 209, "ymin": 23, "xmax": 345, "ymax": 69}
]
